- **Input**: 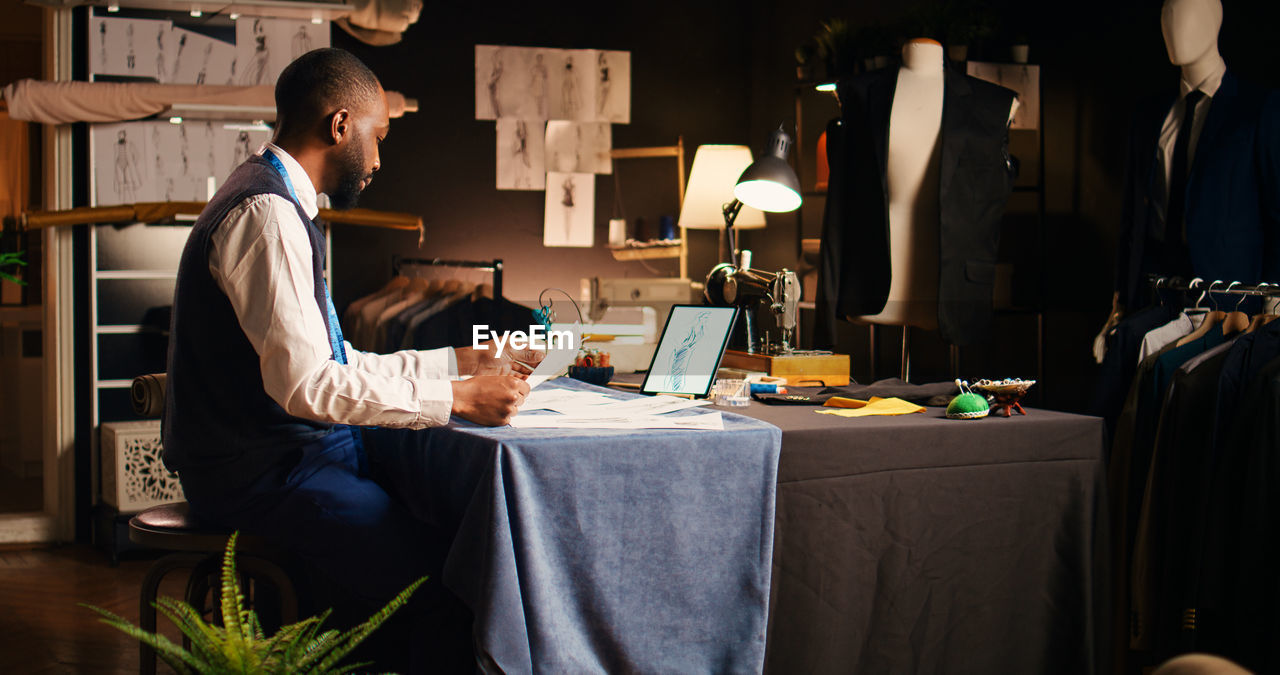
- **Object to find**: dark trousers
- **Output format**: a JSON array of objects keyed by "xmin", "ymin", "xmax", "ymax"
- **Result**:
[{"xmin": 183, "ymin": 426, "xmax": 473, "ymax": 673}]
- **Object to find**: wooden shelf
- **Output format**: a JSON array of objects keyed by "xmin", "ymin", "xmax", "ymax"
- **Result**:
[{"xmin": 609, "ymin": 246, "xmax": 681, "ymax": 261}]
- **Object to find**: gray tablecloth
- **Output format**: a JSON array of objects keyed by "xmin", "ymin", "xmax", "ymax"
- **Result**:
[
  {"xmin": 741, "ymin": 402, "xmax": 1109, "ymax": 675},
  {"xmin": 374, "ymin": 378, "xmax": 782, "ymax": 673}
]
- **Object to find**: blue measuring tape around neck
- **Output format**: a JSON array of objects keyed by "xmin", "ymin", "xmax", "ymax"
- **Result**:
[
  {"xmin": 262, "ymin": 148, "xmax": 350, "ymax": 367},
  {"xmin": 262, "ymin": 148, "xmax": 302, "ymax": 206}
]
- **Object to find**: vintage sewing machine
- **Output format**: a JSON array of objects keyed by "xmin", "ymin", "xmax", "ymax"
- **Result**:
[{"xmin": 703, "ymin": 253, "xmax": 850, "ymax": 386}]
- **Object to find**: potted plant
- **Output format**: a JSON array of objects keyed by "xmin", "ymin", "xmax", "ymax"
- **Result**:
[
  {"xmin": 0, "ymin": 250, "xmax": 26, "ymax": 286},
  {"xmin": 84, "ymin": 532, "xmax": 426, "ymax": 674}
]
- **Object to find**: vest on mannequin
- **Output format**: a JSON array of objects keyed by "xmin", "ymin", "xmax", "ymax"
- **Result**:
[{"xmin": 852, "ymin": 38, "xmax": 1018, "ymax": 330}]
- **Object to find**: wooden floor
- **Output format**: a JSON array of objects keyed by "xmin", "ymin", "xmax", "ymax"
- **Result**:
[{"xmin": 0, "ymin": 544, "xmax": 189, "ymax": 674}]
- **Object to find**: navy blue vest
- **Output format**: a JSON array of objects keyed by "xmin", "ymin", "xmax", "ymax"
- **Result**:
[{"xmin": 163, "ymin": 155, "xmax": 338, "ymax": 497}]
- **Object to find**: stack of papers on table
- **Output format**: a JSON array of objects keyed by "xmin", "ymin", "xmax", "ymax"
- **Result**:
[{"xmin": 513, "ymin": 389, "xmax": 723, "ymax": 430}]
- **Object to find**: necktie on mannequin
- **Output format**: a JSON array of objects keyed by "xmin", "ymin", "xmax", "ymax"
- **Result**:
[{"xmin": 1165, "ymin": 89, "xmax": 1206, "ymax": 244}]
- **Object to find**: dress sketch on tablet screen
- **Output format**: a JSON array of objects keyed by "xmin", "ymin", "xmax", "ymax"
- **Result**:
[
  {"xmin": 126, "ymin": 23, "xmax": 136, "ymax": 71},
  {"xmin": 597, "ymin": 52, "xmax": 610, "ymax": 117},
  {"xmin": 240, "ymin": 19, "xmax": 269, "ymax": 85},
  {"xmin": 292, "ymin": 25, "xmax": 313, "ymax": 60},
  {"xmin": 487, "ymin": 48, "xmax": 504, "ymax": 118},
  {"xmin": 114, "ymin": 130, "xmax": 142, "ymax": 204},
  {"xmin": 667, "ymin": 311, "xmax": 709, "ymax": 391},
  {"xmin": 560, "ymin": 175, "xmax": 575, "ymax": 240},
  {"xmin": 530, "ymin": 52, "xmax": 549, "ymax": 118},
  {"xmin": 562, "ymin": 56, "xmax": 581, "ymax": 119}
]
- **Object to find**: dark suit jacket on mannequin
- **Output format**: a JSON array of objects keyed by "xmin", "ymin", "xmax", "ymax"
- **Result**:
[
  {"xmin": 815, "ymin": 66, "xmax": 1017, "ymax": 348},
  {"xmin": 1116, "ymin": 71, "xmax": 1280, "ymax": 311}
]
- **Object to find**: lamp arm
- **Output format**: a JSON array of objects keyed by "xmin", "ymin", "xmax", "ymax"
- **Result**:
[{"xmin": 722, "ymin": 199, "xmax": 743, "ymax": 266}]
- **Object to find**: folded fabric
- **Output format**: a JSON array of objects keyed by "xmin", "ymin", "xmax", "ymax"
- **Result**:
[
  {"xmin": 816, "ymin": 396, "xmax": 926, "ymax": 417},
  {"xmin": 819, "ymin": 378, "xmax": 958, "ymax": 406}
]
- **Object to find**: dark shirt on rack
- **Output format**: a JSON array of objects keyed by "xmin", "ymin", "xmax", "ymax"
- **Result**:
[
  {"xmin": 1198, "ymin": 354, "xmax": 1280, "ymax": 672},
  {"xmin": 1211, "ymin": 319, "xmax": 1280, "ymax": 459},
  {"xmin": 1092, "ymin": 303, "xmax": 1183, "ymax": 434}
]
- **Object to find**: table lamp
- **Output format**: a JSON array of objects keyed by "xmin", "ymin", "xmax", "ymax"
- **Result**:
[{"xmin": 678, "ymin": 145, "xmax": 766, "ymax": 264}]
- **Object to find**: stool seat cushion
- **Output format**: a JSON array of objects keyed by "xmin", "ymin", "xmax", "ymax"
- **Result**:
[
  {"xmin": 129, "ymin": 501, "xmax": 280, "ymax": 554},
  {"xmin": 132, "ymin": 502, "xmax": 218, "ymax": 532}
]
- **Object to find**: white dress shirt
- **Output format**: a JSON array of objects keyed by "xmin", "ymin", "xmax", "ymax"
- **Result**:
[
  {"xmin": 1156, "ymin": 61, "xmax": 1227, "ymax": 209},
  {"xmin": 206, "ymin": 143, "xmax": 455, "ymax": 429}
]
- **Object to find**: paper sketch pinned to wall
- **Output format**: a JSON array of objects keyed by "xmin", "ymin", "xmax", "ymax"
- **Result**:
[
  {"xmin": 545, "ymin": 121, "xmax": 611, "ymax": 174},
  {"xmin": 236, "ymin": 18, "xmax": 329, "ymax": 86},
  {"xmin": 544, "ymin": 172, "xmax": 594, "ymax": 247},
  {"xmin": 169, "ymin": 26, "xmax": 236, "ymax": 86},
  {"xmin": 475, "ymin": 45, "xmax": 630, "ymax": 123},
  {"xmin": 475, "ymin": 46, "xmax": 557, "ymax": 121},
  {"xmin": 594, "ymin": 51, "xmax": 630, "ymax": 124},
  {"xmin": 496, "ymin": 119, "xmax": 546, "ymax": 190},
  {"xmin": 966, "ymin": 62, "xmax": 1040, "ymax": 130},
  {"xmin": 91, "ymin": 120, "xmax": 270, "ymax": 206},
  {"xmin": 90, "ymin": 17, "xmax": 172, "ymax": 81}
]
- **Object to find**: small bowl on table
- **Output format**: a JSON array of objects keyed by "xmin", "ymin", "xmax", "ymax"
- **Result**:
[
  {"xmin": 567, "ymin": 365, "xmax": 614, "ymax": 386},
  {"xmin": 971, "ymin": 379, "xmax": 1036, "ymax": 417}
]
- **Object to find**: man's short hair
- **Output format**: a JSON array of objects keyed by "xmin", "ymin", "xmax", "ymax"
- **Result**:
[{"xmin": 274, "ymin": 48, "xmax": 381, "ymax": 137}]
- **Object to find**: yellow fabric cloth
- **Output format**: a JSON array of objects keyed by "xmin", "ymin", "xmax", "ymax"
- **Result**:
[{"xmin": 816, "ymin": 396, "xmax": 926, "ymax": 417}]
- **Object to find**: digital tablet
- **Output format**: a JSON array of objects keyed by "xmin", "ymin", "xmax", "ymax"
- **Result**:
[{"xmin": 640, "ymin": 305, "xmax": 739, "ymax": 398}]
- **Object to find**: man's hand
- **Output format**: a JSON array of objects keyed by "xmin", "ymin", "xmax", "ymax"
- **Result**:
[
  {"xmin": 450, "ymin": 376, "xmax": 529, "ymax": 426},
  {"xmin": 456, "ymin": 340, "xmax": 547, "ymax": 379}
]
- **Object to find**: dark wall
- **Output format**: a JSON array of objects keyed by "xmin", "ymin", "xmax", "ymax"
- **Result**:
[
  {"xmin": 329, "ymin": 0, "xmax": 758, "ymax": 310},
  {"xmin": 329, "ymin": 0, "xmax": 1279, "ymax": 411}
]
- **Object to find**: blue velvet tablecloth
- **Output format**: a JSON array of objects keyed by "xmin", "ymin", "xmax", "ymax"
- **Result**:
[{"xmin": 370, "ymin": 378, "xmax": 782, "ymax": 673}]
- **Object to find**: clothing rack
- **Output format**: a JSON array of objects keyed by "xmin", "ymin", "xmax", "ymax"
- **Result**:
[
  {"xmin": 1146, "ymin": 275, "xmax": 1280, "ymax": 298},
  {"xmin": 392, "ymin": 256, "xmax": 504, "ymax": 305}
]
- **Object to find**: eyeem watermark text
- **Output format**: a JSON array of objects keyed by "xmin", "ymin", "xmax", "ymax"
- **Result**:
[{"xmin": 473, "ymin": 324, "xmax": 577, "ymax": 351}]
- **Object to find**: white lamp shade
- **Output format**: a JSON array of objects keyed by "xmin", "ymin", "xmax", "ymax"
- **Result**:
[{"xmin": 678, "ymin": 145, "xmax": 767, "ymax": 230}]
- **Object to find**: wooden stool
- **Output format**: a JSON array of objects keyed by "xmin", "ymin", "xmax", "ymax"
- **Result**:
[{"xmin": 128, "ymin": 502, "xmax": 299, "ymax": 675}]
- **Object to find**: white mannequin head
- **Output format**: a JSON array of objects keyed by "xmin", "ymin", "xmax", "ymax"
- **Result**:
[{"xmin": 1161, "ymin": 0, "xmax": 1222, "ymax": 66}]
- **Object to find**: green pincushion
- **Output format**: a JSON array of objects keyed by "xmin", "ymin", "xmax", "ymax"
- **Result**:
[{"xmin": 946, "ymin": 392, "xmax": 990, "ymax": 420}]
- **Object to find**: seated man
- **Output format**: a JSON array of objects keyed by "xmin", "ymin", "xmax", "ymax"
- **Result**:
[{"xmin": 162, "ymin": 48, "xmax": 539, "ymax": 671}]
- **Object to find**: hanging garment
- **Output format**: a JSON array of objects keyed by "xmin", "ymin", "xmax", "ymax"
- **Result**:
[
  {"xmin": 1129, "ymin": 339, "xmax": 1234, "ymax": 656},
  {"xmin": 1198, "ymin": 355, "xmax": 1280, "ymax": 672},
  {"xmin": 814, "ymin": 66, "xmax": 1018, "ymax": 347},
  {"xmin": 1091, "ymin": 303, "xmax": 1183, "ymax": 429},
  {"xmin": 1138, "ymin": 312, "xmax": 1197, "ymax": 362}
]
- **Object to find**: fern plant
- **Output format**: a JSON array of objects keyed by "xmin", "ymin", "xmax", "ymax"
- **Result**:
[
  {"xmin": 85, "ymin": 532, "xmax": 426, "ymax": 674},
  {"xmin": 0, "ymin": 250, "xmax": 26, "ymax": 286}
]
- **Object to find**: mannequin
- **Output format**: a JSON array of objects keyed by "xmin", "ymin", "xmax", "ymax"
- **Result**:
[
  {"xmin": 1105, "ymin": 0, "xmax": 1280, "ymax": 348},
  {"xmin": 853, "ymin": 38, "xmax": 945, "ymax": 330},
  {"xmin": 815, "ymin": 37, "xmax": 1019, "ymax": 361}
]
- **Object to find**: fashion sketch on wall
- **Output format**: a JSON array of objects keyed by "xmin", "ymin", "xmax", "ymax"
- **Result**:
[
  {"xmin": 89, "ymin": 17, "xmax": 171, "ymax": 81},
  {"xmin": 545, "ymin": 121, "xmax": 611, "ymax": 174},
  {"xmin": 595, "ymin": 50, "xmax": 630, "ymax": 123},
  {"xmin": 91, "ymin": 16, "xmax": 242, "ymax": 86},
  {"xmin": 235, "ymin": 17, "xmax": 329, "ymax": 87},
  {"xmin": 544, "ymin": 171, "xmax": 594, "ymax": 247},
  {"xmin": 474, "ymin": 45, "xmax": 629, "ymax": 123},
  {"xmin": 91, "ymin": 120, "xmax": 270, "ymax": 206},
  {"xmin": 496, "ymin": 119, "xmax": 546, "ymax": 190}
]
